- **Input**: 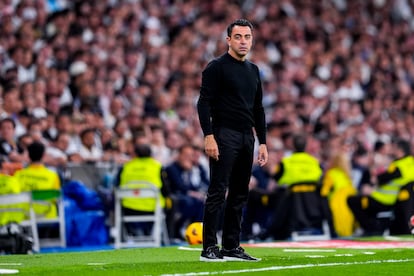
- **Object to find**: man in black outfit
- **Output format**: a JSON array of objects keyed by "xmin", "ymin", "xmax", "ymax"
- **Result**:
[{"xmin": 197, "ymin": 19, "xmax": 268, "ymax": 262}]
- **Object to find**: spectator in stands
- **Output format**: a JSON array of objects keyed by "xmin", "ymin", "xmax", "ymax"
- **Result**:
[
  {"xmin": 125, "ymin": 106, "xmax": 144, "ymax": 135},
  {"xmin": 348, "ymin": 138, "xmax": 414, "ymax": 236},
  {"xmin": 53, "ymin": 113, "xmax": 78, "ymax": 153},
  {"xmin": 44, "ymin": 132, "xmax": 70, "ymax": 169},
  {"xmin": 165, "ymin": 130, "xmax": 186, "ymax": 159},
  {"xmin": 112, "ymin": 118, "xmax": 132, "ymax": 145},
  {"xmin": 100, "ymin": 127, "xmax": 130, "ymax": 165},
  {"xmin": 26, "ymin": 118, "xmax": 48, "ymax": 145},
  {"xmin": 351, "ymin": 144, "xmax": 374, "ymax": 194},
  {"xmin": 149, "ymin": 124, "xmax": 172, "ymax": 166},
  {"xmin": 0, "ymin": 117, "xmax": 28, "ymax": 163},
  {"xmin": 372, "ymin": 140, "xmax": 392, "ymax": 175},
  {"xmin": 1, "ymin": 87, "xmax": 22, "ymax": 122},
  {"xmin": 78, "ymin": 128, "xmax": 103, "ymax": 163},
  {"xmin": 164, "ymin": 144, "xmax": 209, "ymax": 240}
]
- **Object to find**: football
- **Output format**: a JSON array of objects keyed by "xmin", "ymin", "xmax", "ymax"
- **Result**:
[{"xmin": 185, "ymin": 222, "xmax": 203, "ymax": 245}]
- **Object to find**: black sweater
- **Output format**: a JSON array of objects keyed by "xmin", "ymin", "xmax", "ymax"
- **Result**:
[{"xmin": 197, "ymin": 52, "xmax": 267, "ymax": 145}]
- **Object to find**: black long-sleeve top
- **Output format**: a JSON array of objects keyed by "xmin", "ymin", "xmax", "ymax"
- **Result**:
[{"xmin": 197, "ymin": 52, "xmax": 267, "ymax": 145}]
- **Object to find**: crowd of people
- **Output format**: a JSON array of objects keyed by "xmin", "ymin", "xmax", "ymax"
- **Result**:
[{"xmin": 1, "ymin": 0, "xmax": 414, "ymax": 244}]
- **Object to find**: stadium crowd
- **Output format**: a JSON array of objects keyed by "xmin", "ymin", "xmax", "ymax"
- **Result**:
[{"xmin": 1, "ymin": 0, "xmax": 414, "ymax": 243}]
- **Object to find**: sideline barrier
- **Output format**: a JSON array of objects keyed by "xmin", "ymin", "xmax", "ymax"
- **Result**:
[{"xmin": 64, "ymin": 162, "xmax": 120, "ymax": 190}]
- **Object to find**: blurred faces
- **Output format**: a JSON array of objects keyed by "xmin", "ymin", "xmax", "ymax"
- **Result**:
[
  {"xmin": 177, "ymin": 145, "xmax": 194, "ymax": 171},
  {"xmin": 0, "ymin": 119, "xmax": 15, "ymax": 142}
]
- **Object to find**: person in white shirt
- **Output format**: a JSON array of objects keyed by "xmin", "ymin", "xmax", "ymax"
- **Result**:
[{"xmin": 78, "ymin": 128, "xmax": 103, "ymax": 163}]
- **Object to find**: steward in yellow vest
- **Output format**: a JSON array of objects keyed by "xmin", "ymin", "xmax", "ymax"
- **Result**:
[
  {"xmin": 13, "ymin": 142, "xmax": 61, "ymax": 219},
  {"xmin": 0, "ymin": 167, "xmax": 25, "ymax": 225},
  {"xmin": 347, "ymin": 138, "xmax": 414, "ymax": 235},
  {"xmin": 116, "ymin": 144, "xmax": 166, "ymax": 212},
  {"xmin": 276, "ymin": 152, "xmax": 322, "ymax": 188},
  {"xmin": 258, "ymin": 133, "xmax": 328, "ymax": 240}
]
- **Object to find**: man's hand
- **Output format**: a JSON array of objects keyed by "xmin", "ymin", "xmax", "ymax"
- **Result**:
[
  {"xmin": 257, "ymin": 144, "xmax": 268, "ymax": 167},
  {"xmin": 204, "ymin": 135, "xmax": 219, "ymax": 160}
]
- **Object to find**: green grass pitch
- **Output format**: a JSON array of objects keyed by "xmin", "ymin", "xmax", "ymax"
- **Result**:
[{"xmin": 1, "ymin": 237, "xmax": 414, "ymax": 275}]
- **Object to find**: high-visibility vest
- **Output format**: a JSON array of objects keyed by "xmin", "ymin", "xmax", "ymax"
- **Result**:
[
  {"xmin": 14, "ymin": 164, "xmax": 61, "ymax": 191},
  {"xmin": 119, "ymin": 157, "xmax": 165, "ymax": 212},
  {"xmin": 0, "ymin": 173, "xmax": 21, "ymax": 194},
  {"xmin": 321, "ymin": 168, "xmax": 357, "ymax": 237},
  {"xmin": 277, "ymin": 152, "xmax": 322, "ymax": 186},
  {"xmin": 371, "ymin": 156, "xmax": 414, "ymax": 205},
  {"xmin": 0, "ymin": 173, "xmax": 26, "ymax": 225},
  {"xmin": 321, "ymin": 168, "xmax": 355, "ymax": 198},
  {"xmin": 13, "ymin": 164, "xmax": 61, "ymax": 218}
]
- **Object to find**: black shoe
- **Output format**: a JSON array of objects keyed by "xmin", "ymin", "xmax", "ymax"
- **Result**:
[
  {"xmin": 200, "ymin": 246, "xmax": 226, "ymax": 262},
  {"xmin": 221, "ymin": 246, "xmax": 261, "ymax": 262}
]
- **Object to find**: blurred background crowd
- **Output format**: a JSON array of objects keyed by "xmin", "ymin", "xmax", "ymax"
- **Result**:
[
  {"xmin": 1, "ymin": 0, "xmax": 414, "ymax": 168},
  {"xmin": 1, "ymin": 0, "xmax": 414, "ymax": 243}
]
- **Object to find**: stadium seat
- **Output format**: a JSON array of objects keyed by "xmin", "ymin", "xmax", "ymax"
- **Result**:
[
  {"xmin": 114, "ymin": 181, "xmax": 169, "ymax": 248},
  {"xmin": 288, "ymin": 183, "xmax": 331, "ymax": 241},
  {"xmin": 0, "ymin": 192, "xmax": 38, "ymax": 252},
  {"xmin": 30, "ymin": 189, "xmax": 66, "ymax": 251},
  {"xmin": 291, "ymin": 220, "xmax": 331, "ymax": 241}
]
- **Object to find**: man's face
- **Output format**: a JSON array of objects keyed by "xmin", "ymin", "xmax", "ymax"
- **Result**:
[
  {"xmin": 0, "ymin": 121, "xmax": 15, "ymax": 141},
  {"xmin": 179, "ymin": 146, "xmax": 194, "ymax": 171},
  {"xmin": 226, "ymin": 25, "xmax": 252, "ymax": 60}
]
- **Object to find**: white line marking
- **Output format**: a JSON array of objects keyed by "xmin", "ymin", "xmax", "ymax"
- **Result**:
[
  {"xmin": 384, "ymin": 236, "xmax": 414, "ymax": 242},
  {"xmin": 160, "ymin": 258, "xmax": 414, "ymax": 276},
  {"xmin": 0, "ymin": 269, "xmax": 19, "ymax": 274},
  {"xmin": 0, "ymin": 264, "xmax": 21, "ymax": 266},
  {"xmin": 178, "ymin": 246, "xmax": 202, "ymax": 251},
  {"xmin": 87, "ymin": 263, "xmax": 109, "ymax": 266},
  {"xmin": 284, "ymin": 249, "xmax": 335, "ymax": 252}
]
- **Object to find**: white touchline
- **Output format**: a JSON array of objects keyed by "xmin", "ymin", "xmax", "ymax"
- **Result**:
[
  {"xmin": 160, "ymin": 259, "xmax": 414, "ymax": 276},
  {"xmin": 0, "ymin": 264, "xmax": 22, "ymax": 266},
  {"xmin": 178, "ymin": 246, "xmax": 202, "ymax": 251},
  {"xmin": 0, "ymin": 268, "xmax": 19, "ymax": 274},
  {"xmin": 284, "ymin": 249, "xmax": 335, "ymax": 252},
  {"xmin": 384, "ymin": 236, "xmax": 414, "ymax": 242}
]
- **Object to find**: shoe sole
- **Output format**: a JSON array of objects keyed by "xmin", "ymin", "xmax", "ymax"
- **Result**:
[
  {"xmin": 223, "ymin": 256, "xmax": 261, "ymax": 262},
  {"xmin": 199, "ymin": 256, "xmax": 227, "ymax": 262}
]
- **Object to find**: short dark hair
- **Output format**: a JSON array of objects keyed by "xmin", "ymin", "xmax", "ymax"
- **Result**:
[
  {"xmin": 80, "ymin": 128, "xmax": 95, "ymax": 139},
  {"xmin": 28, "ymin": 141, "xmax": 45, "ymax": 162},
  {"xmin": 134, "ymin": 143, "xmax": 152, "ymax": 158},
  {"xmin": 293, "ymin": 133, "xmax": 307, "ymax": 152},
  {"xmin": 0, "ymin": 117, "xmax": 16, "ymax": 129},
  {"xmin": 227, "ymin": 19, "xmax": 253, "ymax": 37},
  {"xmin": 395, "ymin": 138, "xmax": 411, "ymax": 156},
  {"xmin": 353, "ymin": 145, "xmax": 368, "ymax": 158}
]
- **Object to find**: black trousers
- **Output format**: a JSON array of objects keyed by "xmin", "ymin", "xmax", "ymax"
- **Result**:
[
  {"xmin": 347, "ymin": 195, "xmax": 392, "ymax": 234},
  {"xmin": 202, "ymin": 127, "xmax": 254, "ymax": 250}
]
